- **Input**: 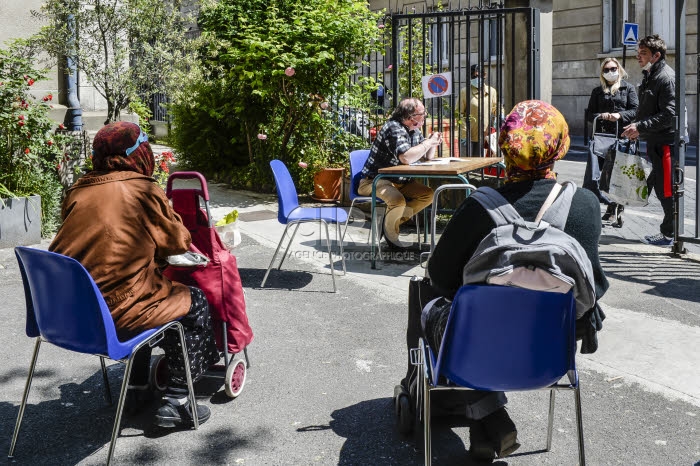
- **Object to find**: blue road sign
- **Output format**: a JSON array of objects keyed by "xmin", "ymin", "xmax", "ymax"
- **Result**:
[{"xmin": 623, "ymin": 23, "xmax": 639, "ymax": 46}]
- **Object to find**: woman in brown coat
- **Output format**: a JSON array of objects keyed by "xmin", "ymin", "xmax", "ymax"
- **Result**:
[{"xmin": 50, "ymin": 121, "xmax": 219, "ymax": 428}]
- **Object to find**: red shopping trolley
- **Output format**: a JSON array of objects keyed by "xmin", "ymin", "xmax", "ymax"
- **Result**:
[{"xmin": 160, "ymin": 171, "xmax": 253, "ymax": 398}]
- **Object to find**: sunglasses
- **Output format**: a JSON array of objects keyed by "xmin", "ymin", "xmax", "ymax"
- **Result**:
[
  {"xmin": 125, "ymin": 130, "xmax": 149, "ymax": 156},
  {"xmin": 603, "ymin": 67, "xmax": 618, "ymax": 73},
  {"xmin": 411, "ymin": 111, "xmax": 428, "ymax": 118}
]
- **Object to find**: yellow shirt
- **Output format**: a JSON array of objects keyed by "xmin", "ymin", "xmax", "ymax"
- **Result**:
[{"xmin": 459, "ymin": 84, "xmax": 499, "ymax": 142}]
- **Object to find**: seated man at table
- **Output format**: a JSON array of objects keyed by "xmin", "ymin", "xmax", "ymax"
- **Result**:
[{"xmin": 358, "ymin": 97, "xmax": 443, "ymax": 248}]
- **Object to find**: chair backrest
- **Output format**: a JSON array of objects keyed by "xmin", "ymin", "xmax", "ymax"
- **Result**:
[
  {"xmin": 270, "ymin": 159, "xmax": 300, "ymax": 224},
  {"xmin": 15, "ymin": 247, "xmax": 122, "ymax": 358},
  {"xmin": 348, "ymin": 149, "xmax": 371, "ymax": 201},
  {"xmin": 434, "ymin": 284, "xmax": 576, "ymax": 391}
]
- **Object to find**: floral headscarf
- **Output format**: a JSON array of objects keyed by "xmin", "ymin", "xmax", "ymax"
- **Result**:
[
  {"xmin": 498, "ymin": 100, "xmax": 570, "ymax": 183},
  {"xmin": 92, "ymin": 121, "xmax": 155, "ymax": 177}
]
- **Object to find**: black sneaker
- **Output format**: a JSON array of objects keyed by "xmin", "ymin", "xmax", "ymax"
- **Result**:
[
  {"xmin": 469, "ymin": 421, "xmax": 496, "ymax": 461},
  {"xmin": 481, "ymin": 407, "xmax": 520, "ymax": 458},
  {"xmin": 602, "ymin": 203, "xmax": 617, "ymax": 222},
  {"xmin": 154, "ymin": 400, "xmax": 211, "ymax": 428}
]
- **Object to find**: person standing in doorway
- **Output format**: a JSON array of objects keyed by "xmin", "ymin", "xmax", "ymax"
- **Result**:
[
  {"xmin": 460, "ymin": 64, "xmax": 500, "ymax": 157},
  {"xmin": 621, "ymin": 34, "xmax": 676, "ymax": 246}
]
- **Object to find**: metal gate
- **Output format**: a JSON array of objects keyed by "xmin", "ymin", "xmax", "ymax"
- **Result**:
[
  {"xmin": 350, "ymin": 3, "xmax": 540, "ymax": 159},
  {"xmin": 674, "ymin": 0, "xmax": 700, "ymax": 254}
]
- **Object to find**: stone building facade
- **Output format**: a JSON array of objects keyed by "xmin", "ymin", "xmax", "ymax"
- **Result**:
[{"xmin": 368, "ymin": 0, "xmax": 697, "ymax": 140}]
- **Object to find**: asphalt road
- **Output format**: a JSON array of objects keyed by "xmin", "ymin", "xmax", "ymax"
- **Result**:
[{"xmin": 1, "ymin": 153, "xmax": 699, "ymax": 465}]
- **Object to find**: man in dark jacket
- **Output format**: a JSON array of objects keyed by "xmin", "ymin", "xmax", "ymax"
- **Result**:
[{"xmin": 622, "ymin": 34, "xmax": 676, "ymax": 246}]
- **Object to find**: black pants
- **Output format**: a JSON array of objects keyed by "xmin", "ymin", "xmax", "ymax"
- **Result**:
[
  {"xmin": 130, "ymin": 287, "xmax": 219, "ymax": 387},
  {"xmin": 647, "ymin": 142, "xmax": 675, "ymax": 237}
]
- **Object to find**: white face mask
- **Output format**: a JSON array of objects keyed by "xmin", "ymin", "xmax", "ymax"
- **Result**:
[
  {"xmin": 603, "ymin": 71, "xmax": 619, "ymax": 82},
  {"xmin": 471, "ymin": 78, "xmax": 481, "ymax": 88}
]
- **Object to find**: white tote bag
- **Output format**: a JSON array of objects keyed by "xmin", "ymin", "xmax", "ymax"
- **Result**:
[{"xmin": 607, "ymin": 149, "xmax": 652, "ymax": 207}]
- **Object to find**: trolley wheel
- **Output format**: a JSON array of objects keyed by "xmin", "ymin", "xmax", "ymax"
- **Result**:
[
  {"xmin": 150, "ymin": 354, "xmax": 169, "ymax": 392},
  {"xmin": 395, "ymin": 392, "xmax": 414, "ymax": 434},
  {"xmin": 225, "ymin": 358, "xmax": 247, "ymax": 398}
]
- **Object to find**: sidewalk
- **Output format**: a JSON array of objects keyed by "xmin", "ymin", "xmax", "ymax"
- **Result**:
[{"xmin": 1, "ymin": 157, "xmax": 699, "ymax": 464}]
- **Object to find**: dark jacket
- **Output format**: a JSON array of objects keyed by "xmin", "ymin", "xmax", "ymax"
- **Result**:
[
  {"xmin": 427, "ymin": 179, "xmax": 608, "ymax": 353},
  {"xmin": 586, "ymin": 80, "xmax": 638, "ymax": 136},
  {"xmin": 635, "ymin": 59, "xmax": 676, "ymax": 144}
]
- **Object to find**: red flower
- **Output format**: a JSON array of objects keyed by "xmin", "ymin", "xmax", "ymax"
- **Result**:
[
  {"xmin": 47, "ymin": 140, "xmax": 53, "ymax": 146},
  {"xmin": 18, "ymin": 121, "xmax": 24, "ymax": 127},
  {"xmin": 58, "ymin": 123, "xmax": 66, "ymax": 130},
  {"xmin": 27, "ymin": 79, "xmax": 35, "ymax": 86},
  {"xmin": 56, "ymin": 163, "xmax": 61, "ymax": 171},
  {"xmin": 24, "ymin": 148, "xmax": 30, "ymax": 154},
  {"xmin": 18, "ymin": 115, "xmax": 25, "ymax": 120}
]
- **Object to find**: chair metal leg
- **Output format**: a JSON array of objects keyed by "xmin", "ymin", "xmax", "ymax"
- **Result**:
[
  {"xmin": 8, "ymin": 338, "xmax": 41, "ymax": 459},
  {"xmin": 336, "ymin": 222, "xmax": 346, "ymax": 275},
  {"xmin": 106, "ymin": 349, "xmax": 136, "ymax": 465},
  {"xmin": 322, "ymin": 221, "xmax": 337, "ymax": 292},
  {"xmin": 340, "ymin": 201, "xmax": 358, "ymax": 243},
  {"xmin": 100, "ymin": 357, "xmax": 113, "ymax": 404},
  {"xmin": 278, "ymin": 223, "xmax": 301, "ymax": 270},
  {"xmin": 261, "ymin": 223, "xmax": 293, "ymax": 287},
  {"xmin": 546, "ymin": 389, "xmax": 556, "ymax": 451},
  {"xmin": 176, "ymin": 323, "xmax": 199, "ymax": 430},
  {"xmin": 414, "ymin": 214, "xmax": 421, "ymax": 247},
  {"xmin": 423, "ymin": 369, "xmax": 432, "ymax": 466},
  {"xmin": 574, "ymin": 386, "xmax": 586, "ymax": 466}
]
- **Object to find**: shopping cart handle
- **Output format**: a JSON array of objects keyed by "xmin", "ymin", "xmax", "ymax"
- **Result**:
[{"xmin": 166, "ymin": 171, "xmax": 210, "ymax": 201}]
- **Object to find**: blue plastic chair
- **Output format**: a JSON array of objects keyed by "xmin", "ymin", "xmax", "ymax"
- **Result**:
[
  {"xmin": 261, "ymin": 160, "xmax": 348, "ymax": 292},
  {"xmin": 418, "ymin": 285, "xmax": 584, "ymax": 465},
  {"xmin": 8, "ymin": 247, "xmax": 200, "ymax": 465},
  {"xmin": 341, "ymin": 149, "xmax": 420, "ymax": 249}
]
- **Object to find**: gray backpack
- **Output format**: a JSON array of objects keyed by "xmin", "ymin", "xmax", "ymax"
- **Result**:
[{"xmin": 462, "ymin": 182, "xmax": 596, "ymax": 319}]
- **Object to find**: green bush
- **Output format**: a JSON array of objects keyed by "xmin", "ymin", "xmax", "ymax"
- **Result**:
[
  {"xmin": 169, "ymin": 0, "xmax": 382, "ymax": 193},
  {"xmin": 0, "ymin": 40, "xmax": 81, "ymax": 236}
]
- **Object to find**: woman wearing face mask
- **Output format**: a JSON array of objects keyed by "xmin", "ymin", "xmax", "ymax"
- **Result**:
[{"xmin": 585, "ymin": 57, "xmax": 638, "ymax": 223}]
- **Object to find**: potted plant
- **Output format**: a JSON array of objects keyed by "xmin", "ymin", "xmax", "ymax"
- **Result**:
[
  {"xmin": 296, "ymin": 115, "xmax": 367, "ymax": 203},
  {"xmin": 0, "ymin": 40, "xmax": 81, "ymax": 245}
]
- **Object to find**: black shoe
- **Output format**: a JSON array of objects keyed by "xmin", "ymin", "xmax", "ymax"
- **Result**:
[
  {"xmin": 482, "ymin": 407, "xmax": 520, "ymax": 458},
  {"xmin": 469, "ymin": 421, "xmax": 496, "ymax": 461},
  {"xmin": 154, "ymin": 399, "xmax": 211, "ymax": 428},
  {"xmin": 602, "ymin": 203, "xmax": 617, "ymax": 222}
]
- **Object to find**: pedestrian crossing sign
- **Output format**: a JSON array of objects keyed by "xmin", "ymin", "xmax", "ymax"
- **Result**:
[{"xmin": 623, "ymin": 23, "xmax": 639, "ymax": 46}]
